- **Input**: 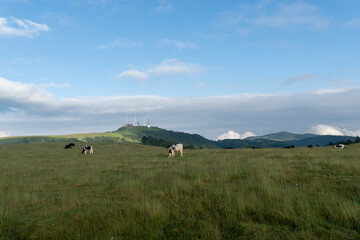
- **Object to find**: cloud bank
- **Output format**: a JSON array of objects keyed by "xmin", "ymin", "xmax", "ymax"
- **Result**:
[
  {"xmin": 1, "ymin": 77, "xmax": 360, "ymax": 139},
  {"xmin": 309, "ymin": 124, "xmax": 360, "ymax": 137},
  {"xmin": 217, "ymin": 130, "xmax": 256, "ymax": 140},
  {"xmin": 0, "ymin": 131, "xmax": 11, "ymax": 138}
]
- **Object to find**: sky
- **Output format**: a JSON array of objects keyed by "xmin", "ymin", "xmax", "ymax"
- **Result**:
[{"xmin": 0, "ymin": 0, "xmax": 360, "ymax": 140}]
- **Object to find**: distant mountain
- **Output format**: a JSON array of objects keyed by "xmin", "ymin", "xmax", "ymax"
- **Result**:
[
  {"xmin": 286, "ymin": 135, "xmax": 357, "ymax": 147},
  {"xmin": 216, "ymin": 138, "xmax": 288, "ymax": 149},
  {"xmin": 238, "ymin": 132, "xmax": 356, "ymax": 148},
  {"xmin": 247, "ymin": 131, "xmax": 317, "ymax": 141}
]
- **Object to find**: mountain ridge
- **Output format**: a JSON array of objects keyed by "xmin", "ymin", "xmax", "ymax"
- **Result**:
[
  {"xmin": 247, "ymin": 131, "xmax": 317, "ymax": 141},
  {"xmin": 0, "ymin": 126, "xmax": 357, "ymax": 148}
]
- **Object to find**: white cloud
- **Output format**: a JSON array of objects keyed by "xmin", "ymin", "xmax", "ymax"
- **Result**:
[
  {"xmin": 341, "ymin": 129, "xmax": 360, "ymax": 137},
  {"xmin": 117, "ymin": 59, "xmax": 204, "ymax": 80},
  {"xmin": 309, "ymin": 124, "xmax": 343, "ymax": 136},
  {"xmin": 0, "ymin": 77, "xmax": 54, "ymax": 104},
  {"xmin": 147, "ymin": 59, "xmax": 203, "ymax": 78},
  {"xmin": 0, "ymin": 131, "xmax": 11, "ymax": 138},
  {"xmin": 116, "ymin": 70, "xmax": 149, "ymax": 81},
  {"xmin": 217, "ymin": 130, "xmax": 256, "ymax": 140},
  {"xmin": 312, "ymin": 88, "xmax": 346, "ymax": 95},
  {"xmin": 309, "ymin": 124, "xmax": 360, "ymax": 137},
  {"xmin": 311, "ymin": 86, "xmax": 360, "ymax": 95},
  {"xmin": 241, "ymin": 131, "xmax": 257, "ymax": 139},
  {"xmin": 0, "ymin": 16, "xmax": 49, "ymax": 38},
  {"xmin": 98, "ymin": 38, "xmax": 142, "ymax": 49},
  {"xmin": 163, "ymin": 39, "xmax": 197, "ymax": 50}
]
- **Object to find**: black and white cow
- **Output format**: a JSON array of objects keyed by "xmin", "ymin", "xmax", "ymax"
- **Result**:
[
  {"xmin": 335, "ymin": 144, "xmax": 345, "ymax": 149},
  {"xmin": 82, "ymin": 146, "xmax": 93, "ymax": 154},
  {"xmin": 283, "ymin": 145, "xmax": 295, "ymax": 149},
  {"xmin": 64, "ymin": 143, "xmax": 75, "ymax": 149},
  {"xmin": 167, "ymin": 143, "xmax": 183, "ymax": 158}
]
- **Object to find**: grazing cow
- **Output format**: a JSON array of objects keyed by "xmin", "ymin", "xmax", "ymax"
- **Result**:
[
  {"xmin": 335, "ymin": 144, "xmax": 345, "ymax": 149},
  {"xmin": 167, "ymin": 143, "xmax": 183, "ymax": 158},
  {"xmin": 82, "ymin": 146, "xmax": 93, "ymax": 154},
  {"xmin": 283, "ymin": 145, "xmax": 295, "ymax": 149},
  {"xmin": 64, "ymin": 143, "xmax": 75, "ymax": 149},
  {"xmin": 307, "ymin": 145, "xmax": 313, "ymax": 148},
  {"xmin": 251, "ymin": 146, "xmax": 262, "ymax": 149}
]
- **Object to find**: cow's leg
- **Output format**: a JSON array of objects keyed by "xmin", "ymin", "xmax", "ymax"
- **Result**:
[{"xmin": 180, "ymin": 149, "xmax": 183, "ymax": 156}]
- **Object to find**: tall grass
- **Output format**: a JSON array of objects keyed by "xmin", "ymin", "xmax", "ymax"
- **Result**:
[{"xmin": 0, "ymin": 143, "xmax": 359, "ymax": 239}]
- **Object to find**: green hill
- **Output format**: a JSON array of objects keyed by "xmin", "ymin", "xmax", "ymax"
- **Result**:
[
  {"xmin": 114, "ymin": 126, "xmax": 218, "ymax": 149},
  {"xmin": 0, "ymin": 126, "xmax": 218, "ymax": 149}
]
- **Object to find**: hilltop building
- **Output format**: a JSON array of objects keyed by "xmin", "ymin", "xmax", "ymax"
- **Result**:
[{"xmin": 123, "ymin": 116, "xmax": 151, "ymax": 128}]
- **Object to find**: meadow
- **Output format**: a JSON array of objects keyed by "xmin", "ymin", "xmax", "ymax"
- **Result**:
[{"xmin": 0, "ymin": 143, "xmax": 359, "ymax": 239}]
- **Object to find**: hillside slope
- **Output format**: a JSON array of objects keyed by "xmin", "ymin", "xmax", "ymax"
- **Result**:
[
  {"xmin": 0, "ymin": 132, "xmax": 136, "ymax": 145},
  {"xmin": 114, "ymin": 126, "xmax": 218, "ymax": 149}
]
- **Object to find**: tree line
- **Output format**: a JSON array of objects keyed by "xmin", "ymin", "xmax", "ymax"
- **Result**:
[
  {"xmin": 141, "ymin": 136, "xmax": 196, "ymax": 149},
  {"xmin": 327, "ymin": 136, "xmax": 360, "ymax": 146}
]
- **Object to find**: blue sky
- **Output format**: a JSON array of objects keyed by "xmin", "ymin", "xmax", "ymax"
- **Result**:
[{"xmin": 0, "ymin": 0, "xmax": 360, "ymax": 139}]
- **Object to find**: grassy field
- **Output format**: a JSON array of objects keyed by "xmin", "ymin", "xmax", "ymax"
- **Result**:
[{"xmin": 0, "ymin": 143, "xmax": 359, "ymax": 239}]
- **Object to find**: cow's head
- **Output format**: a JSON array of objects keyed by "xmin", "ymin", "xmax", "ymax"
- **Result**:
[{"xmin": 168, "ymin": 148, "xmax": 174, "ymax": 158}]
